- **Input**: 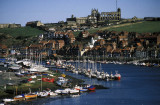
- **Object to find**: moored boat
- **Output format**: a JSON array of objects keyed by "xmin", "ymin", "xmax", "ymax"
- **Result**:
[
  {"xmin": 0, "ymin": 103, "xmax": 4, "ymax": 105},
  {"xmin": 55, "ymin": 89, "xmax": 64, "ymax": 94},
  {"xmin": 74, "ymin": 85, "xmax": 88, "ymax": 92},
  {"xmin": 114, "ymin": 71, "xmax": 121, "ymax": 80},
  {"xmin": 37, "ymin": 91, "xmax": 48, "ymax": 98},
  {"xmin": 88, "ymin": 85, "xmax": 96, "ymax": 91},
  {"xmin": 24, "ymin": 93, "xmax": 37, "ymax": 100},
  {"xmin": 56, "ymin": 77, "xmax": 68, "ymax": 86},
  {"xmin": 14, "ymin": 95, "xmax": 25, "ymax": 101},
  {"xmin": 3, "ymin": 98, "xmax": 14, "ymax": 103},
  {"xmin": 49, "ymin": 91, "xmax": 58, "ymax": 96}
]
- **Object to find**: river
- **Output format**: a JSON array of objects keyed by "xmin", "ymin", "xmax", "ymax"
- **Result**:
[{"xmin": 18, "ymin": 63, "xmax": 160, "ymax": 105}]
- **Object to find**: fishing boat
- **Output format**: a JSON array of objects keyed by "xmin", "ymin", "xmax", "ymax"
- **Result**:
[
  {"xmin": 114, "ymin": 71, "xmax": 121, "ymax": 80},
  {"xmin": 14, "ymin": 95, "xmax": 25, "ymax": 101}
]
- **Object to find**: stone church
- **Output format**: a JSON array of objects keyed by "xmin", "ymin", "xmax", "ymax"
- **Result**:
[{"xmin": 66, "ymin": 8, "xmax": 121, "ymax": 26}]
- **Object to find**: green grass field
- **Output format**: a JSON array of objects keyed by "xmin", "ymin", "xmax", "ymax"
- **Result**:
[
  {"xmin": 0, "ymin": 26, "xmax": 44, "ymax": 37},
  {"xmin": 106, "ymin": 21, "xmax": 160, "ymax": 33},
  {"xmin": 74, "ymin": 21, "xmax": 160, "ymax": 38}
]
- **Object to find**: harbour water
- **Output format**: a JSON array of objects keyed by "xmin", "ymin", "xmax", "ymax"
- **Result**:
[{"xmin": 15, "ymin": 63, "xmax": 160, "ymax": 105}]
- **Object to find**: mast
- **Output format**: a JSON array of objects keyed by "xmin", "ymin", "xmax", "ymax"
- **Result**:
[
  {"xmin": 116, "ymin": 0, "xmax": 117, "ymax": 10},
  {"xmin": 41, "ymin": 75, "xmax": 42, "ymax": 91}
]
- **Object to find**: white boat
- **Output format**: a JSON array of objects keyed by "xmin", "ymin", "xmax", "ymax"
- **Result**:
[
  {"xmin": 69, "ymin": 89, "xmax": 80, "ymax": 94},
  {"xmin": 85, "ymin": 72, "xmax": 90, "ymax": 76},
  {"xmin": 37, "ymin": 91, "xmax": 48, "ymax": 97},
  {"xmin": 16, "ymin": 59, "xmax": 32, "ymax": 67},
  {"xmin": 110, "ymin": 72, "xmax": 115, "ymax": 79},
  {"xmin": 44, "ymin": 89, "xmax": 58, "ymax": 96},
  {"xmin": 49, "ymin": 91, "xmax": 58, "ymax": 96},
  {"xmin": 75, "ymin": 70, "xmax": 78, "ymax": 74},
  {"xmin": 8, "ymin": 63, "xmax": 22, "ymax": 71},
  {"xmin": 27, "ymin": 64, "xmax": 49, "ymax": 72},
  {"xmin": 61, "ymin": 88, "xmax": 70, "ymax": 94},
  {"xmin": 74, "ymin": 85, "xmax": 88, "ymax": 92},
  {"xmin": 3, "ymin": 98, "xmax": 14, "ymax": 102},
  {"xmin": 105, "ymin": 72, "xmax": 110, "ymax": 78},
  {"xmin": 61, "ymin": 88, "xmax": 79, "ymax": 94},
  {"xmin": 56, "ymin": 77, "xmax": 68, "ymax": 86},
  {"xmin": 91, "ymin": 73, "xmax": 97, "ymax": 78},
  {"xmin": 55, "ymin": 89, "xmax": 63, "ymax": 94},
  {"xmin": 96, "ymin": 74, "xmax": 103, "ymax": 80}
]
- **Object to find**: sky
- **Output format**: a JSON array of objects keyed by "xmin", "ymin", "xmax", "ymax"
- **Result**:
[{"xmin": 0, "ymin": 0, "xmax": 160, "ymax": 26}]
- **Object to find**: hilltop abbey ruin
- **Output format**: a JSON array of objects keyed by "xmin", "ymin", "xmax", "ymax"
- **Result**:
[{"xmin": 66, "ymin": 8, "xmax": 121, "ymax": 27}]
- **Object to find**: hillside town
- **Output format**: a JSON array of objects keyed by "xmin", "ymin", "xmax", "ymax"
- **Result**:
[{"xmin": 0, "ymin": 9, "xmax": 160, "ymax": 64}]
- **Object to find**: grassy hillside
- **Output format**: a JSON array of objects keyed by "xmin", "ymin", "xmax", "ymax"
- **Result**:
[
  {"xmin": 0, "ymin": 26, "xmax": 44, "ymax": 37},
  {"xmin": 0, "ymin": 26, "xmax": 44, "ymax": 47},
  {"xmin": 74, "ymin": 21, "xmax": 160, "ymax": 38},
  {"xmin": 103, "ymin": 21, "xmax": 160, "ymax": 33}
]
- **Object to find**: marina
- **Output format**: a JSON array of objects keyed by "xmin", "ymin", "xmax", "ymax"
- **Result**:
[{"xmin": 0, "ymin": 58, "xmax": 160, "ymax": 105}]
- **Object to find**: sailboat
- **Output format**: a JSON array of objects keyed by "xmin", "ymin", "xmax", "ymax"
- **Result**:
[
  {"xmin": 96, "ymin": 63, "xmax": 103, "ymax": 80},
  {"xmin": 37, "ymin": 75, "xmax": 49, "ymax": 97},
  {"xmin": 27, "ymin": 53, "xmax": 48, "ymax": 72},
  {"xmin": 37, "ymin": 91, "xmax": 48, "ymax": 98}
]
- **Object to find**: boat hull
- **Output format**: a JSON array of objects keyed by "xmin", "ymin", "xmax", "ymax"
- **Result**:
[
  {"xmin": 88, "ymin": 85, "xmax": 96, "ymax": 91},
  {"xmin": 25, "ymin": 94, "xmax": 37, "ymax": 100},
  {"xmin": 14, "ymin": 95, "xmax": 25, "ymax": 101}
]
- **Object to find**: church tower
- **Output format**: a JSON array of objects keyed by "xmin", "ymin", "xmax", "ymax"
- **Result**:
[{"xmin": 117, "ymin": 8, "xmax": 121, "ymax": 20}]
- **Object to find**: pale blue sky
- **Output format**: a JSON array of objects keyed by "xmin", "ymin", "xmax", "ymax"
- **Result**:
[{"xmin": 0, "ymin": 0, "xmax": 160, "ymax": 26}]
